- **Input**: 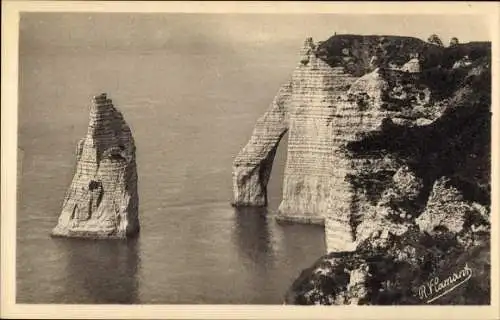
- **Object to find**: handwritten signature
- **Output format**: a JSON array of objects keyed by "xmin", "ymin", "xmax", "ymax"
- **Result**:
[{"xmin": 417, "ymin": 263, "xmax": 473, "ymax": 303}]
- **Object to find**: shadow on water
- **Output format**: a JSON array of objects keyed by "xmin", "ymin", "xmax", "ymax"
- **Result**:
[
  {"xmin": 52, "ymin": 237, "xmax": 140, "ymax": 304},
  {"xmin": 231, "ymin": 207, "xmax": 326, "ymax": 304},
  {"xmin": 279, "ymin": 222, "xmax": 326, "ymax": 258},
  {"xmin": 231, "ymin": 206, "xmax": 278, "ymax": 303},
  {"xmin": 232, "ymin": 207, "xmax": 274, "ymax": 269}
]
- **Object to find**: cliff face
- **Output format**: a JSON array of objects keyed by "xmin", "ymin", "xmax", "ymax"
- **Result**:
[
  {"xmin": 281, "ymin": 35, "xmax": 491, "ymax": 304},
  {"xmin": 233, "ymin": 35, "xmax": 490, "ymax": 254},
  {"xmin": 233, "ymin": 38, "xmax": 357, "ymax": 228},
  {"xmin": 279, "ymin": 39, "xmax": 358, "ymax": 224},
  {"xmin": 51, "ymin": 93, "xmax": 139, "ymax": 239}
]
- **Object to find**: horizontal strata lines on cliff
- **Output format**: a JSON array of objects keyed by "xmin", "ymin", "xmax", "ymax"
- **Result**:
[
  {"xmin": 289, "ymin": 116, "xmax": 336, "ymax": 122},
  {"xmin": 293, "ymin": 73, "xmax": 338, "ymax": 80},
  {"xmin": 283, "ymin": 171, "xmax": 335, "ymax": 178},
  {"xmin": 289, "ymin": 104, "xmax": 335, "ymax": 110},
  {"xmin": 88, "ymin": 110, "xmax": 121, "ymax": 120},
  {"xmin": 285, "ymin": 153, "xmax": 335, "ymax": 160},
  {"xmin": 285, "ymin": 155, "xmax": 335, "ymax": 162},
  {"xmin": 284, "ymin": 159, "xmax": 335, "ymax": 166},
  {"xmin": 87, "ymin": 121, "xmax": 125, "ymax": 131},
  {"xmin": 89, "ymin": 105, "xmax": 116, "ymax": 113},
  {"xmin": 75, "ymin": 161, "xmax": 128, "ymax": 170},
  {"xmin": 52, "ymin": 93, "xmax": 139, "ymax": 239},
  {"xmin": 239, "ymin": 37, "xmax": 356, "ymax": 225},
  {"xmin": 292, "ymin": 78, "xmax": 353, "ymax": 85},
  {"xmin": 292, "ymin": 85, "xmax": 350, "ymax": 91},
  {"xmin": 87, "ymin": 130, "xmax": 122, "ymax": 139},
  {"xmin": 289, "ymin": 105, "xmax": 337, "ymax": 111},
  {"xmin": 287, "ymin": 138, "xmax": 339, "ymax": 145},
  {"xmin": 292, "ymin": 80, "xmax": 351, "ymax": 87},
  {"xmin": 87, "ymin": 127, "xmax": 123, "ymax": 136},
  {"xmin": 88, "ymin": 112, "xmax": 120, "ymax": 120},
  {"xmin": 286, "ymin": 148, "xmax": 337, "ymax": 155},
  {"xmin": 291, "ymin": 92, "xmax": 337, "ymax": 97}
]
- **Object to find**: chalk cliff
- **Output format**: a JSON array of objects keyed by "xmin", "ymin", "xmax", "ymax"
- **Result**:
[
  {"xmin": 234, "ymin": 35, "xmax": 490, "ymax": 252},
  {"xmin": 51, "ymin": 93, "xmax": 139, "ymax": 239},
  {"xmin": 279, "ymin": 39, "xmax": 358, "ymax": 225},
  {"xmin": 279, "ymin": 35, "xmax": 491, "ymax": 304},
  {"xmin": 233, "ymin": 37, "xmax": 357, "ymax": 228}
]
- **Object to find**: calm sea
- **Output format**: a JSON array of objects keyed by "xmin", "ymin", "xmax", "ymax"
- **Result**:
[{"xmin": 16, "ymin": 49, "xmax": 326, "ymax": 304}]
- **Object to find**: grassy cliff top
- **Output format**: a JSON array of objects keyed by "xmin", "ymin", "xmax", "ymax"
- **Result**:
[{"xmin": 315, "ymin": 34, "xmax": 491, "ymax": 76}]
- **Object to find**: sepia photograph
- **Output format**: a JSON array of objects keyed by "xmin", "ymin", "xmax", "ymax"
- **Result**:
[{"xmin": 1, "ymin": 1, "xmax": 499, "ymax": 319}]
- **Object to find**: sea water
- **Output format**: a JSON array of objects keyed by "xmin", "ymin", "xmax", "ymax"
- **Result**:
[{"xmin": 16, "ymin": 49, "xmax": 326, "ymax": 304}]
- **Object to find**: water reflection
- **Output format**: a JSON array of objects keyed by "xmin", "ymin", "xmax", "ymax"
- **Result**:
[
  {"xmin": 279, "ymin": 223, "xmax": 327, "ymax": 270},
  {"xmin": 233, "ymin": 207, "xmax": 274, "ymax": 265},
  {"xmin": 53, "ymin": 237, "xmax": 140, "ymax": 304},
  {"xmin": 231, "ymin": 207, "xmax": 277, "ymax": 303}
]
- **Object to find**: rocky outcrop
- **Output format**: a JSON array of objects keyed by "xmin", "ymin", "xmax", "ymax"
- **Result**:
[
  {"xmin": 453, "ymin": 57, "xmax": 473, "ymax": 69},
  {"xmin": 51, "ymin": 93, "xmax": 139, "ymax": 239},
  {"xmin": 233, "ymin": 35, "xmax": 491, "ymax": 258},
  {"xmin": 400, "ymin": 58, "xmax": 421, "ymax": 73},
  {"xmin": 416, "ymin": 177, "xmax": 489, "ymax": 235},
  {"xmin": 285, "ymin": 228, "xmax": 490, "ymax": 305},
  {"xmin": 281, "ymin": 34, "xmax": 490, "ymax": 304}
]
